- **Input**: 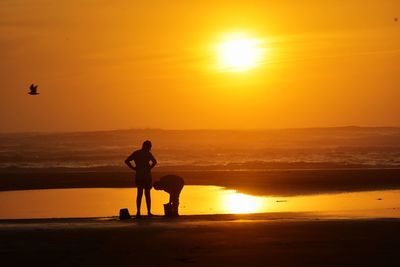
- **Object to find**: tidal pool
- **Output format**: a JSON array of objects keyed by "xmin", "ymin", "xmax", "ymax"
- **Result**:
[{"xmin": 0, "ymin": 186, "xmax": 399, "ymax": 219}]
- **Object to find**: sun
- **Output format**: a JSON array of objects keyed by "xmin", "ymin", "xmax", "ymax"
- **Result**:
[{"xmin": 216, "ymin": 34, "xmax": 265, "ymax": 72}]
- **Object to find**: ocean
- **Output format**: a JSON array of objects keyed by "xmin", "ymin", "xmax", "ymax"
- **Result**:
[{"xmin": 1, "ymin": 127, "xmax": 400, "ymax": 170}]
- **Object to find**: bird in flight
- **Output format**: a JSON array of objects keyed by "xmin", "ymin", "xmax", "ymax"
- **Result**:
[{"xmin": 28, "ymin": 84, "xmax": 39, "ymax": 95}]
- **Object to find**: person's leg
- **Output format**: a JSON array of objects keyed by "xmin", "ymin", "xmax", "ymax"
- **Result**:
[
  {"xmin": 136, "ymin": 187, "xmax": 144, "ymax": 217},
  {"xmin": 173, "ymin": 184, "xmax": 184, "ymax": 216},
  {"xmin": 144, "ymin": 188, "xmax": 152, "ymax": 216},
  {"xmin": 171, "ymin": 192, "xmax": 180, "ymax": 216}
]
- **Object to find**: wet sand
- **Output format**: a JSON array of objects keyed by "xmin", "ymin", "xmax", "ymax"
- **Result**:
[
  {"xmin": 1, "ymin": 214, "xmax": 399, "ymax": 266},
  {"xmin": 2, "ymin": 169, "xmax": 400, "ymax": 266},
  {"xmin": 1, "ymin": 168, "xmax": 400, "ymax": 196}
]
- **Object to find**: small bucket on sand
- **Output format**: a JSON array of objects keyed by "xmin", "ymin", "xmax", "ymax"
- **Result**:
[
  {"xmin": 163, "ymin": 203, "xmax": 173, "ymax": 217},
  {"xmin": 119, "ymin": 208, "xmax": 131, "ymax": 220}
]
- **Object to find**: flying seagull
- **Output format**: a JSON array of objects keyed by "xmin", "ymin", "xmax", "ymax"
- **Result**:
[{"xmin": 28, "ymin": 84, "xmax": 39, "ymax": 95}]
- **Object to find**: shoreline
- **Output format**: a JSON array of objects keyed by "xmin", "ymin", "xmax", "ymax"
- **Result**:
[
  {"xmin": 1, "ymin": 212, "xmax": 399, "ymax": 224},
  {"xmin": 1, "ymin": 168, "xmax": 400, "ymax": 196}
]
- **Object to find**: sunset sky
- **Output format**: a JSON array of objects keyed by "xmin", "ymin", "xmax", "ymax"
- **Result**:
[{"xmin": 1, "ymin": 0, "xmax": 399, "ymax": 132}]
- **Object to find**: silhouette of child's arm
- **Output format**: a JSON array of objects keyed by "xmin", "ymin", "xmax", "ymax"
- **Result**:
[
  {"xmin": 124, "ymin": 154, "xmax": 136, "ymax": 171},
  {"xmin": 149, "ymin": 153, "xmax": 157, "ymax": 169}
]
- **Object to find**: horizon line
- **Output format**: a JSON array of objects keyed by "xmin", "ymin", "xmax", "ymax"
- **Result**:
[{"xmin": 1, "ymin": 125, "xmax": 400, "ymax": 135}]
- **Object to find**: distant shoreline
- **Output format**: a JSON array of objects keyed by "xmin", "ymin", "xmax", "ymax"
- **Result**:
[
  {"xmin": 1, "ymin": 125, "xmax": 400, "ymax": 135},
  {"xmin": 1, "ymin": 168, "xmax": 400, "ymax": 196}
]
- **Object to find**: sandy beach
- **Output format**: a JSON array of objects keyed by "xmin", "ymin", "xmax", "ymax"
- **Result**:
[
  {"xmin": 2, "ymin": 167, "xmax": 400, "ymax": 266},
  {"xmin": 1, "ymin": 214, "xmax": 399, "ymax": 266}
]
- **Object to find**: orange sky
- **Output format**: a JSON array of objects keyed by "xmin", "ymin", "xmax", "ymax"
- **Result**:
[{"xmin": 1, "ymin": 0, "xmax": 399, "ymax": 132}]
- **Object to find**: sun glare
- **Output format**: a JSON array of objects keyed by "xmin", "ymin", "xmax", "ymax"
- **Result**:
[
  {"xmin": 216, "ymin": 34, "xmax": 265, "ymax": 72},
  {"xmin": 223, "ymin": 191, "xmax": 263, "ymax": 214}
]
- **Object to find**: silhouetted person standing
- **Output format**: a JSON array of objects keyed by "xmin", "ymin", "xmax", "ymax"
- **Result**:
[
  {"xmin": 154, "ymin": 175, "xmax": 184, "ymax": 216},
  {"xmin": 125, "ymin": 140, "xmax": 157, "ymax": 217}
]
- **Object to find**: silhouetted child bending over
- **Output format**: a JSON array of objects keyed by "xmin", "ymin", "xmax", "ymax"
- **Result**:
[{"xmin": 154, "ymin": 175, "xmax": 184, "ymax": 216}]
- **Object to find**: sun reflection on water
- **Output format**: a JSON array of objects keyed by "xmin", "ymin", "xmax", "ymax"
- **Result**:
[
  {"xmin": 223, "ymin": 190, "xmax": 264, "ymax": 214},
  {"xmin": 1, "ymin": 186, "xmax": 400, "ymax": 219}
]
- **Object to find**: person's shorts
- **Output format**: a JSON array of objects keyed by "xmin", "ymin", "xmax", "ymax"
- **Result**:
[{"xmin": 135, "ymin": 171, "xmax": 152, "ymax": 189}]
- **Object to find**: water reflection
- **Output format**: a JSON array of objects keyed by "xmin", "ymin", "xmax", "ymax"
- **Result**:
[
  {"xmin": 223, "ymin": 191, "xmax": 263, "ymax": 214},
  {"xmin": 0, "ymin": 186, "xmax": 400, "ymax": 219}
]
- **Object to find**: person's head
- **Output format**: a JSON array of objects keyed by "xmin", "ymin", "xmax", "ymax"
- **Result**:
[
  {"xmin": 153, "ymin": 180, "xmax": 163, "ymax": 190},
  {"xmin": 142, "ymin": 140, "xmax": 152, "ymax": 151}
]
